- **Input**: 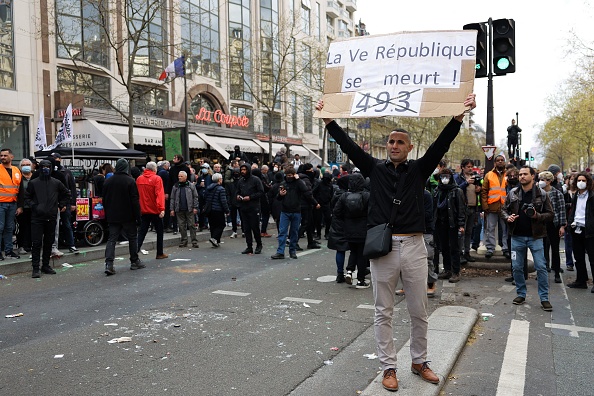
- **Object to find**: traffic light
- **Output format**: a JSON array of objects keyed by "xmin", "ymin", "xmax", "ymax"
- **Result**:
[
  {"xmin": 463, "ymin": 23, "xmax": 488, "ymax": 78},
  {"xmin": 525, "ymin": 151, "xmax": 529, "ymax": 161},
  {"xmin": 492, "ymin": 18, "xmax": 516, "ymax": 75},
  {"xmin": 530, "ymin": 156, "xmax": 535, "ymax": 161}
]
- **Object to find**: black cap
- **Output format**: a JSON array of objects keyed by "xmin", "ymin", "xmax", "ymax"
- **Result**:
[{"xmin": 51, "ymin": 152, "xmax": 62, "ymax": 159}]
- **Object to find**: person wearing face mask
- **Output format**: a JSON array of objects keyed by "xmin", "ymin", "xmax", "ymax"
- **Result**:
[
  {"xmin": 225, "ymin": 168, "xmax": 241, "ymax": 238},
  {"xmin": 197, "ymin": 163, "xmax": 213, "ymax": 231},
  {"xmin": 563, "ymin": 173, "xmax": 577, "ymax": 271},
  {"xmin": 25, "ymin": 160, "xmax": 70, "ymax": 278},
  {"xmin": 453, "ymin": 159, "xmax": 481, "ymax": 264},
  {"xmin": 565, "ymin": 172, "xmax": 594, "ymax": 291},
  {"xmin": 539, "ymin": 171, "xmax": 567, "ymax": 283},
  {"xmin": 434, "ymin": 169, "xmax": 465, "ymax": 283},
  {"xmin": 16, "ymin": 158, "xmax": 34, "ymax": 255},
  {"xmin": 547, "ymin": 164, "xmax": 564, "ymax": 193}
]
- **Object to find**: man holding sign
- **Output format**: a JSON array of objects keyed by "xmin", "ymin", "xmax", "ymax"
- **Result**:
[{"xmin": 316, "ymin": 92, "xmax": 476, "ymax": 390}]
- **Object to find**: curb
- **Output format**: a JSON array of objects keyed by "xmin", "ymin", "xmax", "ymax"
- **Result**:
[
  {"xmin": 0, "ymin": 229, "xmax": 232, "ymax": 276},
  {"xmin": 361, "ymin": 305, "xmax": 478, "ymax": 395}
]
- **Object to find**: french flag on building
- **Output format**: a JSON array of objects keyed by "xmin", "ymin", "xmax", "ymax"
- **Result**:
[{"xmin": 159, "ymin": 55, "xmax": 185, "ymax": 81}]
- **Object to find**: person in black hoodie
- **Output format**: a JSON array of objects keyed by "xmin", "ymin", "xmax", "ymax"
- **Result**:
[
  {"xmin": 271, "ymin": 167, "xmax": 317, "ymax": 259},
  {"xmin": 237, "ymin": 164, "xmax": 264, "ymax": 254},
  {"xmin": 166, "ymin": 155, "xmax": 190, "ymax": 232},
  {"xmin": 328, "ymin": 175, "xmax": 350, "ymax": 283},
  {"xmin": 333, "ymin": 173, "xmax": 370, "ymax": 288},
  {"xmin": 25, "ymin": 159, "xmax": 70, "ymax": 278},
  {"xmin": 268, "ymin": 172, "xmax": 284, "ymax": 232},
  {"xmin": 434, "ymin": 168, "xmax": 466, "ymax": 283},
  {"xmin": 297, "ymin": 163, "xmax": 321, "ymax": 249},
  {"xmin": 51, "ymin": 153, "xmax": 78, "ymax": 253},
  {"xmin": 313, "ymin": 172, "xmax": 334, "ymax": 239},
  {"xmin": 253, "ymin": 167, "xmax": 272, "ymax": 237},
  {"xmin": 225, "ymin": 167, "xmax": 241, "ymax": 238},
  {"xmin": 102, "ymin": 158, "xmax": 143, "ymax": 276}
]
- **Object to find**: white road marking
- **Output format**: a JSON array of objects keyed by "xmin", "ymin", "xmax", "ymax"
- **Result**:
[
  {"xmin": 357, "ymin": 304, "xmax": 375, "ymax": 310},
  {"xmin": 281, "ymin": 297, "xmax": 322, "ymax": 304},
  {"xmin": 555, "ymin": 280, "xmax": 579, "ymax": 337},
  {"xmin": 441, "ymin": 292, "xmax": 456, "ymax": 302},
  {"xmin": 212, "ymin": 290, "xmax": 251, "ymax": 297},
  {"xmin": 296, "ymin": 249, "xmax": 321, "ymax": 257},
  {"xmin": 498, "ymin": 285, "xmax": 516, "ymax": 293},
  {"xmin": 496, "ymin": 319, "xmax": 530, "ymax": 396},
  {"xmin": 545, "ymin": 323, "xmax": 594, "ymax": 334},
  {"xmin": 442, "ymin": 282, "xmax": 456, "ymax": 288},
  {"xmin": 479, "ymin": 297, "xmax": 502, "ymax": 306}
]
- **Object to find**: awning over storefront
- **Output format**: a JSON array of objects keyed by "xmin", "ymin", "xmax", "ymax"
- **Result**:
[
  {"xmin": 100, "ymin": 123, "xmax": 163, "ymax": 147},
  {"xmin": 189, "ymin": 133, "xmax": 208, "ymax": 149},
  {"xmin": 253, "ymin": 140, "xmax": 322, "ymax": 165},
  {"xmin": 64, "ymin": 120, "xmax": 126, "ymax": 150},
  {"xmin": 195, "ymin": 132, "xmax": 230, "ymax": 159}
]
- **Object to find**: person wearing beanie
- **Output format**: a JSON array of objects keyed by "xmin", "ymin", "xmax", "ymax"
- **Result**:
[
  {"xmin": 25, "ymin": 159, "xmax": 70, "ymax": 278},
  {"xmin": 547, "ymin": 164, "xmax": 563, "ymax": 192},
  {"xmin": 102, "ymin": 158, "xmax": 143, "ymax": 275}
]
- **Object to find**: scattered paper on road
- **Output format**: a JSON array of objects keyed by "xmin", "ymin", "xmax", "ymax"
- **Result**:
[
  {"xmin": 104, "ymin": 323, "xmax": 118, "ymax": 326},
  {"xmin": 140, "ymin": 249, "xmax": 149, "ymax": 255},
  {"xmin": 171, "ymin": 259, "xmax": 191, "ymax": 262},
  {"xmin": 107, "ymin": 337, "xmax": 132, "ymax": 344},
  {"xmin": 5, "ymin": 313, "xmax": 23, "ymax": 318},
  {"xmin": 54, "ymin": 354, "xmax": 64, "ymax": 358},
  {"xmin": 62, "ymin": 263, "xmax": 73, "ymax": 268},
  {"xmin": 363, "ymin": 353, "xmax": 378, "ymax": 360}
]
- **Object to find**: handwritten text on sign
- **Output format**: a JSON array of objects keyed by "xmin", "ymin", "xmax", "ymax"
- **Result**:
[{"xmin": 324, "ymin": 31, "xmax": 476, "ymax": 117}]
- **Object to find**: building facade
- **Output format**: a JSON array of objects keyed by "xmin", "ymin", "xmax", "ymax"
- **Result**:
[{"xmin": 0, "ymin": 0, "xmax": 358, "ymax": 166}]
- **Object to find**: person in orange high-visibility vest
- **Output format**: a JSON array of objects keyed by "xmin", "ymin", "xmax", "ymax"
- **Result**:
[
  {"xmin": 480, "ymin": 154, "xmax": 509, "ymax": 259},
  {"xmin": 0, "ymin": 148, "xmax": 22, "ymax": 259}
]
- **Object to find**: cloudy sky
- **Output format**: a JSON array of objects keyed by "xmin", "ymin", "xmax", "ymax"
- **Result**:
[{"xmin": 355, "ymin": 0, "xmax": 594, "ymax": 160}]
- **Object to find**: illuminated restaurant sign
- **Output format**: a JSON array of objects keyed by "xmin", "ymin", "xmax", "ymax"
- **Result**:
[{"xmin": 195, "ymin": 107, "xmax": 250, "ymax": 128}]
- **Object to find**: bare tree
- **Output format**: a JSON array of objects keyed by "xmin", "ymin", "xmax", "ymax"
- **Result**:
[
  {"xmin": 234, "ymin": 11, "xmax": 325, "ymax": 163},
  {"xmin": 51, "ymin": 0, "xmax": 178, "ymax": 150}
]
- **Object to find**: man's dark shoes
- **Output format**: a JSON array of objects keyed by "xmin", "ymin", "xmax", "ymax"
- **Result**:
[
  {"xmin": 437, "ymin": 270, "xmax": 452, "ymax": 280},
  {"xmin": 541, "ymin": 301, "xmax": 553, "ymax": 311},
  {"xmin": 336, "ymin": 273, "xmax": 345, "ymax": 283},
  {"xmin": 460, "ymin": 256, "xmax": 467, "ymax": 265},
  {"xmin": 382, "ymin": 368, "xmax": 399, "ymax": 391},
  {"xmin": 105, "ymin": 263, "xmax": 116, "ymax": 276},
  {"xmin": 503, "ymin": 251, "xmax": 511, "ymax": 259},
  {"xmin": 485, "ymin": 251, "xmax": 493, "ymax": 259},
  {"xmin": 513, "ymin": 296, "xmax": 525, "ymax": 305},
  {"xmin": 505, "ymin": 276, "xmax": 514, "ymax": 282},
  {"xmin": 448, "ymin": 273, "xmax": 460, "ymax": 283},
  {"xmin": 156, "ymin": 254, "xmax": 169, "ymax": 259},
  {"xmin": 554, "ymin": 274, "xmax": 562, "ymax": 283},
  {"xmin": 130, "ymin": 260, "xmax": 145, "ymax": 270},
  {"xmin": 567, "ymin": 282, "xmax": 588, "ymax": 289},
  {"xmin": 32, "ymin": 268, "xmax": 41, "ymax": 278},
  {"xmin": 5, "ymin": 250, "xmax": 19, "ymax": 259},
  {"xmin": 566, "ymin": 265, "xmax": 574, "ymax": 271},
  {"xmin": 290, "ymin": 252, "xmax": 298, "ymax": 259},
  {"xmin": 254, "ymin": 245, "xmax": 263, "ymax": 254},
  {"xmin": 464, "ymin": 252, "xmax": 476, "ymax": 262},
  {"xmin": 411, "ymin": 362, "xmax": 439, "ymax": 384},
  {"xmin": 41, "ymin": 266, "xmax": 56, "ymax": 274},
  {"xmin": 241, "ymin": 248, "xmax": 253, "ymax": 254},
  {"xmin": 295, "ymin": 245, "xmax": 303, "ymax": 251},
  {"xmin": 307, "ymin": 242, "xmax": 321, "ymax": 249},
  {"xmin": 271, "ymin": 253, "xmax": 285, "ymax": 260}
]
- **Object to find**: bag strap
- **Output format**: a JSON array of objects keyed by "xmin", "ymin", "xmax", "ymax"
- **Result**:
[{"xmin": 388, "ymin": 171, "xmax": 407, "ymax": 227}]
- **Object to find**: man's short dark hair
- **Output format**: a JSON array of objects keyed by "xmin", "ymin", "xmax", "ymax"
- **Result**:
[
  {"xmin": 520, "ymin": 165, "xmax": 535, "ymax": 176},
  {"xmin": 461, "ymin": 158, "xmax": 473, "ymax": 168},
  {"xmin": 0, "ymin": 148, "xmax": 12, "ymax": 154},
  {"xmin": 303, "ymin": 163, "xmax": 313, "ymax": 171},
  {"xmin": 285, "ymin": 167, "xmax": 296, "ymax": 175}
]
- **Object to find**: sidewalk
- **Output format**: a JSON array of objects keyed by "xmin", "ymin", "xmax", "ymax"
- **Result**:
[{"xmin": 0, "ymin": 228, "xmax": 231, "ymax": 277}]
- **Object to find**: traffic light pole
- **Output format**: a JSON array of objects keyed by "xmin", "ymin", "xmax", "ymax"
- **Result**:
[{"xmin": 486, "ymin": 18, "xmax": 495, "ymax": 173}]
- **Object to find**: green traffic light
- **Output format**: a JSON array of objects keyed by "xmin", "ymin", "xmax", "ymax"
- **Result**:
[
  {"xmin": 497, "ymin": 57, "xmax": 510, "ymax": 70},
  {"xmin": 476, "ymin": 63, "xmax": 481, "ymax": 71}
]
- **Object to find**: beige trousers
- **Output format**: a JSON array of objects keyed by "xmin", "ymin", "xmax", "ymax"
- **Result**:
[{"xmin": 370, "ymin": 234, "xmax": 429, "ymax": 369}]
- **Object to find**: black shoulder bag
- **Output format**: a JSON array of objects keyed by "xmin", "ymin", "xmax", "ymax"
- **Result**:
[{"xmin": 363, "ymin": 171, "xmax": 407, "ymax": 259}]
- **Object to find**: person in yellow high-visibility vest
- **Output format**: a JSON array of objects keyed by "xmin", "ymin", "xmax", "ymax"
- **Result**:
[
  {"xmin": 0, "ymin": 148, "xmax": 22, "ymax": 259},
  {"xmin": 480, "ymin": 155, "xmax": 509, "ymax": 259}
]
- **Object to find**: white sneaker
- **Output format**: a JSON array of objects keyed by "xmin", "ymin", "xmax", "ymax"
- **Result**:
[
  {"xmin": 227, "ymin": 222, "xmax": 233, "ymax": 227},
  {"xmin": 140, "ymin": 249, "xmax": 149, "ymax": 255},
  {"xmin": 51, "ymin": 250, "xmax": 64, "ymax": 257},
  {"xmin": 356, "ymin": 280, "xmax": 371, "ymax": 289},
  {"xmin": 18, "ymin": 247, "xmax": 27, "ymax": 255},
  {"xmin": 230, "ymin": 232, "xmax": 237, "ymax": 238}
]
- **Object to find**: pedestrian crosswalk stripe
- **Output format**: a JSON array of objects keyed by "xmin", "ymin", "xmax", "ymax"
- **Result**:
[
  {"xmin": 479, "ymin": 297, "xmax": 501, "ymax": 305},
  {"xmin": 498, "ymin": 285, "xmax": 516, "ymax": 293},
  {"xmin": 212, "ymin": 290, "xmax": 251, "ymax": 297},
  {"xmin": 545, "ymin": 323, "xmax": 594, "ymax": 334},
  {"xmin": 496, "ymin": 319, "xmax": 529, "ymax": 396},
  {"xmin": 281, "ymin": 297, "xmax": 322, "ymax": 304}
]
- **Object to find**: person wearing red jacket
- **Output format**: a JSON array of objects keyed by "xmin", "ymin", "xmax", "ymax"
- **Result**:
[{"xmin": 136, "ymin": 162, "xmax": 168, "ymax": 259}]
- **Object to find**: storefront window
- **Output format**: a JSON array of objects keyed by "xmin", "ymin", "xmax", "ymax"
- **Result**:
[
  {"xmin": 57, "ymin": 67, "xmax": 111, "ymax": 109},
  {"xmin": 180, "ymin": 0, "xmax": 220, "ymax": 81},
  {"xmin": 55, "ymin": 0, "xmax": 109, "ymax": 68},
  {"xmin": 0, "ymin": 0, "xmax": 14, "ymax": 89},
  {"xmin": 189, "ymin": 94, "xmax": 218, "ymax": 126},
  {"xmin": 131, "ymin": 84, "xmax": 169, "ymax": 116},
  {"xmin": 230, "ymin": 106, "xmax": 253, "ymax": 131},
  {"xmin": 0, "ymin": 114, "xmax": 29, "ymax": 162}
]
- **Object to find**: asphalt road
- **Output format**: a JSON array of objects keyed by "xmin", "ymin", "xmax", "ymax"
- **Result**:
[{"xmin": 1, "ymin": 234, "xmax": 593, "ymax": 396}]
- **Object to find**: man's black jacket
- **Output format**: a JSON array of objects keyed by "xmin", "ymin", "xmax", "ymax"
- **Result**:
[{"xmin": 325, "ymin": 118, "xmax": 462, "ymax": 233}]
